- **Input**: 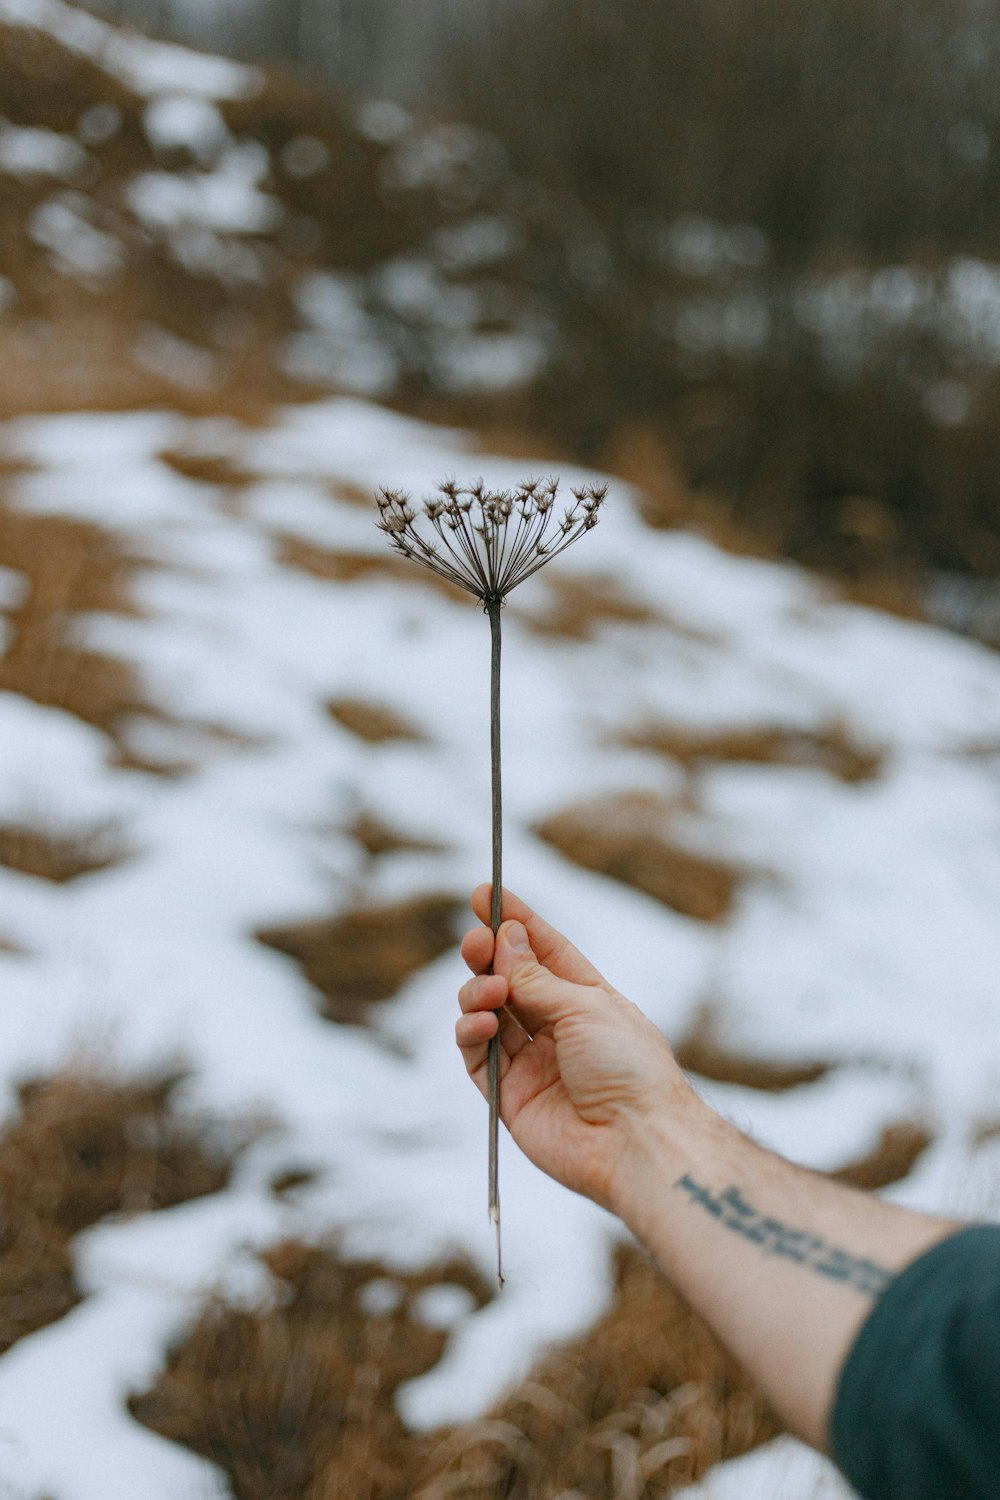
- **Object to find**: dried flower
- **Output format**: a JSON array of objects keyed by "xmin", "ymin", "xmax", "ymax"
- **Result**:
[
  {"xmin": 375, "ymin": 476, "xmax": 607, "ymax": 1287},
  {"xmin": 376, "ymin": 478, "xmax": 607, "ymax": 609}
]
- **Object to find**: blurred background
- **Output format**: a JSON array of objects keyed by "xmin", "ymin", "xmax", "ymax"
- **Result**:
[
  {"xmin": 66, "ymin": 0, "xmax": 1000, "ymax": 616},
  {"xmin": 4, "ymin": 3, "xmax": 1000, "ymax": 1498}
]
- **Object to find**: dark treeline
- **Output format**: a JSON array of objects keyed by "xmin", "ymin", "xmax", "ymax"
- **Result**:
[
  {"xmin": 80, "ymin": 0, "xmax": 1000, "ymax": 585},
  {"xmin": 441, "ymin": 0, "xmax": 1000, "ymax": 268}
]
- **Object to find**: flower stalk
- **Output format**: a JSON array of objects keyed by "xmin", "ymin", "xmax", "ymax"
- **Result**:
[{"xmin": 376, "ymin": 477, "xmax": 607, "ymax": 1286}]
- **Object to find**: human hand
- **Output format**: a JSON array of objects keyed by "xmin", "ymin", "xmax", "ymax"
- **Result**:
[{"xmin": 456, "ymin": 886, "xmax": 688, "ymax": 1212}]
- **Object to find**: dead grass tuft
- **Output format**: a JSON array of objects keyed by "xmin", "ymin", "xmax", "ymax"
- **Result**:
[
  {"xmin": 327, "ymin": 697, "xmax": 426, "ymax": 745},
  {"xmin": 831, "ymin": 1121, "xmax": 932, "ymax": 1192},
  {"xmin": 0, "ymin": 500, "xmax": 156, "ymax": 741},
  {"xmin": 348, "ymin": 812, "xmax": 443, "ymax": 860},
  {"xmin": 0, "ymin": 1069, "xmax": 244, "ymax": 1353},
  {"xmin": 415, "ymin": 1243, "xmax": 778, "ymax": 1499},
  {"xmin": 269, "ymin": 1166, "xmax": 321, "ymax": 1200},
  {"xmin": 130, "ymin": 1239, "xmax": 493, "ymax": 1500},
  {"xmin": 972, "ymin": 1117, "xmax": 1000, "ymax": 1146},
  {"xmin": 277, "ymin": 536, "xmax": 467, "ymax": 603},
  {"xmin": 0, "ymin": 821, "xmax": 126, "ymax": 883},
  {"xmin": 674, "ymin": 1006, "xmax": 832, "ymax": 1093},
  {"xmin": 256, "ymin": 894, "xmax": 463, "ymax": 1024},
  {"xmin": 158, "ymin": 449, "xmax": 258, "ymax": 490},
  {"xmin": 536, "ymin": 795, "xmax": 745, "ymax": 923},
  {"xmin": 625, "ymin": 721, "xmax": 884, "ymax": 785},
  {"xmin": 517, "ymin": 571, "xmax": 660, "ymax": 641}
]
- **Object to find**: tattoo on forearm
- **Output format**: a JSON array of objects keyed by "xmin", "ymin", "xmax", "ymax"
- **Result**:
[{"xmin": 675, "ymin": 1175, "xmax": 894, "ymax": 1297}]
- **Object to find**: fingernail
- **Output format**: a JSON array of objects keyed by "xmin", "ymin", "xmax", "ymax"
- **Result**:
[{"xmin": 506, "ymin": 921, "xmax": 530, "ymax": 952}]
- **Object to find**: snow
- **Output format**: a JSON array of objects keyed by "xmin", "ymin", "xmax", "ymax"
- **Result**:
[
  {"xmin": 1, "ymin": 393, "xmax": 1000, "ymax": 1496},
  {"xmin": 143, "ymin": 95, "xmax": 229, "ymax": 164},
  {"xmin": 0, "ymin": 117, "xmax": 86, "ymax": 179},
  {"xmin": 0, "ymin": 0, "xmax": 261, "ymax": 99},
  {"xmin": 29, "ymin": 191, "xmax": 124, "ymax": 283},
  {"xmin": 128, "ymin": 142, "xmax": 281, "ymax": 236}
]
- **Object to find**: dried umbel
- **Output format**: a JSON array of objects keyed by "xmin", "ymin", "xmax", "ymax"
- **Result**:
[
  {"xmin": 376, "ymin": 479, "xmax": 607, "ymax": 609},
  {"xmin": 376, "ymin": 477, "xmax": 607, "ymax": 1286}
]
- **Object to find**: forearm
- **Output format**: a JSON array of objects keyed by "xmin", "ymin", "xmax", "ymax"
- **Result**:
[{"xmin": 613, "ymin": 1086, "xmax": 959, "ymax": 1451}]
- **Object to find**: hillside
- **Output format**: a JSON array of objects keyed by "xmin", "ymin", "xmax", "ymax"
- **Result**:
[{"xmin": 2, "ymin": 6, "xmax": 1000, "ymax": 1500}]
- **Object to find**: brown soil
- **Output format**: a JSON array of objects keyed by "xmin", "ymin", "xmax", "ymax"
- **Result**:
[
  {"xmin": 535, "ymin": 794, "xmax": 746, "ymax": 923},
  {"xmin": 256, "ymin": 894, "xmax": 463, "ymax": 1024},
  {"xmin": 674, "ymin": 1006, "xmax": 832, "ymax": 1093},
  {"xmin": 327, "ymin": 696, "xmax": 427, "ymax": 744},
  {"xmin": 0, "ymin": 822, "xmax": 126, "ymax": 883},
  {"xmin": 625, "ymin": 720, "xmax": 884, "ymax": 785},
  {"xmin": 130, "ymin": 1239, "xmax": 493, "ymax": 1500},
  {"xmin": 0, "ymin": 1070, "xmax": 245, "ymax": 1354}
]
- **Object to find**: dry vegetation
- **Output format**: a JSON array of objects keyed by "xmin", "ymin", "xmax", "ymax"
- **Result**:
[
  {"xmin": 131, "ymin": 1236, "xmax": 779, "ymax": 1500},
  {"xmin": 536, "ymin": 794, "xmax": 746, "ymax": 924},
  {"xmin": 327, "ymin": 696, "xmax": 427, "ymax": 745},
  {"xmin": 831, "ymin": 1122, "xmax": 932, "ymax": 1194},
  {"xmin": 256, "ymin": 894, "xmax": 463, "ymax": 1024},
  {"xmin": 673, "ymin": 1005, "xmax": 832, "ymax": 1094},
  {"xmin": 0, "ymin": 1069, "xmax": 244, "ymax": 1354},
  {"xmin": 516, "ymin": 571, "xmax": 661, "ymax": 641},
  {"xmin": 348, "ymin": 811, "xmax": 443, "ymax": 861},
  {"xmin": 0, "ymin": 499, "xmax": 156, "ymax": 742},
  {"xmin": 278, "ymin": 535, "xmax": 467, "ymax": 603},
  {"xmin": 0, "ymin": 820, "xmax": 126, "ymax": 883},
  {"xmin": 130, "ymin": 1239, "xmax": 494, "ymax": 1500},
  {"xmin": 158, "ymin": 447, "xmax": 259, "ymax": 490},
  {"xmin": 624, "ymin": 721, "xmax": 884, "ymax": 786}
]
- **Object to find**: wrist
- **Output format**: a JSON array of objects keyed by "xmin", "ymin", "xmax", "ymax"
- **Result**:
[{"xmin": 609, "ymin": 1078, "xmax": 722, "ymax": 1233}]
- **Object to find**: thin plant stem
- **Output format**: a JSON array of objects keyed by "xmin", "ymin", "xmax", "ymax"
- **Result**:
[
  {"xmin": 487, "ymin": 597, "xmax": 504, "ymax": 1288},
  {"xmin": 375, "ymin": 478, "xmax": 606, "ymax": 1288}
]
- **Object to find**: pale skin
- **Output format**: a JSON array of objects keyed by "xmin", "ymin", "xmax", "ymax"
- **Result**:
[{"xmin": 457, "ymin": 885, "xmax": 961, "ymax": 1456}]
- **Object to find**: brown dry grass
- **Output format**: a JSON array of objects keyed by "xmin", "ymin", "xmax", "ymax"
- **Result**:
[
  {"xmin": 517, "ymin": 571, "xmax": 661, "ymax": 641},
  {"xmin": 416, "ymin": 1244, "xmax": 779, "ymax": 1500},
  {"xmin": 972, "ymin": 1118, "xmax": 1000, "ymax": 1146},
  {"xmin": 256, "ymin": 894, "xmax": 463, "ymax": 1024},
  {"xmin": 536, "ymin": 795, "xmax": 745, "ymax": 923},
  {"xmin": 831, "ymin": 1122, "xmax": 932, "ymax": 1193},
  {"xmin": 674, "ymin": 1006, "xmax": 832, "ymax": 1093},
  {"xmin": 327, "ymin": 697, "xmax": 426, "ymax": 744},
  {"xmin": 348, "ymin": 812, "xmax": 443, "ymax": 860},
  {"xmin": 158, "ymin": 449, "xmax": 259, "ymax": 490},
  {"xmin": 130, "ymin": 1239, "xmax": 493, "ymax": 1500},
  {"xmin": 0, "ymin": 821, "xmax": 125, "ymax": 883},
  {"xmin": 0, "ymin": 501, "xmax": 155, "ymax": 742},
  {"xmin": 625, "ymin": 721, "xmax": 884, "ymax": 785},
  {"xmin": 132, "ymin": 1237, "xmax": 776, "ymax": 1500},
  {"xmin": 0, "ymin": 1070, "xmax": 243, "ymax": 1354},
  {"xmin": 277, "ymin": 536, "xmax": 467, "ymax": 603}
]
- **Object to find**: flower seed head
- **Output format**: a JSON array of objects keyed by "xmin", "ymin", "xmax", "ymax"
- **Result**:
[{"xmin": 375, "ymin": 477, "xmax": 607, "ymax": 605}]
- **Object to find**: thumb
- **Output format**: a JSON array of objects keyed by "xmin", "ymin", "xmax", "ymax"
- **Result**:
[{"xmin": 495, "ymin": 920, "xmax": 599, "ymax": 1029}]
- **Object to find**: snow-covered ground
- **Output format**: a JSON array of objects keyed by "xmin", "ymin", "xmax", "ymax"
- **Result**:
[{"xmin": 1, "ymin": 397, "xmax": 1000, "ymax": 1497}]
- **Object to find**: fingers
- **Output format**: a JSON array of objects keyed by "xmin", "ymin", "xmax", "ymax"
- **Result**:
[
  {"xmin": 460, "ymin": 922, "xmax": 495, "ymax": 978},
  {"xmin": 469, "ymin": 884, "xmax": 608, "ymax": 986},
  {"xmin": 491, "ymin": 918, "xmax": 604, "ymax": 1034},
  {"xmin": 455, "ymin": 973, "xmax": 531, "ymax": 1095}
]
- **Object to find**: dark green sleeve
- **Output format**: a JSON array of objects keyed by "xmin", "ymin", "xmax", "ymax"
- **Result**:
[{"xmin": 831, "ymin": 1224, "xmax": 1000, "ymax": 1500}]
